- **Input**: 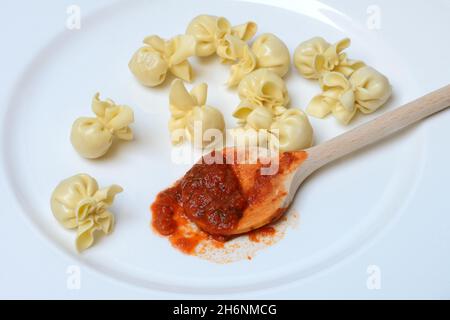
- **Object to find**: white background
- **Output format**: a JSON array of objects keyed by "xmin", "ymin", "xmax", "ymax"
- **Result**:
[{"xmin": 0, "ymin": 0, "xmax": 449, "ymax": 299}]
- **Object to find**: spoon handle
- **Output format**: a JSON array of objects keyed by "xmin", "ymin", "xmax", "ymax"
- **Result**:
[{"xmin": 305, "ymin": 84, "xmax": 450, "ymax": 171}]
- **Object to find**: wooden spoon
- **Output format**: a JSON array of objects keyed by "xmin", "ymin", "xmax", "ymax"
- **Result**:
[{"xmin": 229, "ymin": 85, "xmax": 450, "ymax": 235}]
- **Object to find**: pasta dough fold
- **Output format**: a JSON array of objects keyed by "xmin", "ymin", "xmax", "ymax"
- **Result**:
[
  {"xmin": 228, "ymin": 33, "xmax": 290, "ymax": 87},
  {"xmin": 50, "ymin": 174, "xmax": 122, "ymax": 252},
  {"xmin": 169, "ymin": 79, "xmax": 225, "ymax": 146},
  {"xmin": 306, "ymin": 66, "xmax": 392, "ymax": 124},
  {"xmin": 233, "ymin": 106, "xmax": 313, "ymax": 152},
  {"xmin": 270, "ymin": 109, "xmax": 313, "ymax": 152},
  {"xmin": 251, "ymin": 33, "xmax": 290, "ymax": 77},
  {"xmin": 228, "ymin": 44, "xmax": 257, "ymax": 87},
  {"xmin": 186, "ymin": 15, "xmax": 257, "ymax": 57},
  {"xmin": 129, "ymin": 34, "xmax": 196, "ymax": 87},
  {"xmin": 294, "ymin": 37, "xmax": 364, "ymax": 79},
  {"xmin": 216, "ymin": 34, "xmax": 249, "ymax": 63},
  {"xmin": 234, "ymin": 69, "xmax": 289, "ymax": 121},
  {"xmin": 71, "ymin": 93, "xmax": 134, "ymax": 159}
]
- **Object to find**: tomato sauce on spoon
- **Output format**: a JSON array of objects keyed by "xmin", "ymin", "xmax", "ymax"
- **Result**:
[{"xmin": 151, "ymin": 148, "xmax": 307, "ymax": 254}]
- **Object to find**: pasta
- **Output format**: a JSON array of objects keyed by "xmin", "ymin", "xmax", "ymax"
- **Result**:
[
  {"xmin": 231, "ymin": 21, "xmax": 258, "ymax": 42},
  {"xmin": 350, "ymin": 66, "xmax": 392, "ymax": 114},
  {"xmin": 227, "ymin": 44, "xmax": 257, "ymax": 87},
  {"xmin": 306, "ymin": 66, "xmax": 392, "ymax": 124},
  {"xmin": 270, "ymin": 108, "xmax": 314, "ymax": 152},
  {"xmin": 186, "ymin": 14, "xmax": 257, "ymax": 57},
  {"xmin": 169, "ymin": 79, "xmax": 225, "ymax": 146},
  {"xmin": 230, "ymin": 105, "xmax": 276, "ymax": 151},
  {"xmin": 293, "ymin": 37, "xmax": 364, "ymax": 79},
  {"xmin": 244, "ymin": 105, "xmax": 274, "ymax": 130},
  {"xmin": 129, "ymin": 34, "xmax": 196, "ymax": 87},
  {"xmin": 233, "ymin": 106, "xmax": 313, "ymax": 152},
  {"xmin": 227, "ymin": 33, "xmax": 290, "ymax": 87},
  {"xmin": 216, "ymin": 34, "xmax": 249, "ymax": 63},
  {"xmin": 50, "ymin": 174, "xmax": 122, "ymax": 252},
  {"xmin": 186, "ymin": 15, "xmax": 231, "ymax": 57},
  {"xmin": 233, "ymin": 69, "xmax": 290, "ymax": 121},
  {"xmin": 251, "ymin": 33, "xmax": 290, "ymax": 77},
  {"xmin": 71, "ymin": 93, "xmax": 134, "ymax": 159}
]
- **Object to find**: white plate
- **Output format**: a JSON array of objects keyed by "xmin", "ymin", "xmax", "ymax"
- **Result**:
[{"xmin": 1, "ymin": 0, "xmax": 449, "ymax": 296}]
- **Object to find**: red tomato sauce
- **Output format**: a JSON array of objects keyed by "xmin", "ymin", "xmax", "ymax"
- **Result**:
[
  {"xmin": 152, "ymin": 152, "xmax": 247, "ymax": 234},
  {"xmin": 150, "ymin": 150, "xmax": 307, "ymax": 254},
  {"xmin": 151, "ymin": 185, "xmax": 214, "ymax": 254},
  {"xmin": 181, "ymin": 161, "xmax": 248, "ymax": 235},
  {"xmin": 248, "ymin": 226, "xmax": 276, "ymax": 242},
  {"xmin": 151, "ymin": 152, "xmax": 246, "ymax": 254}
]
